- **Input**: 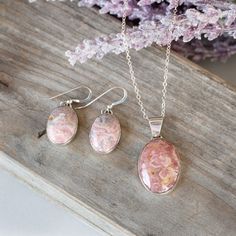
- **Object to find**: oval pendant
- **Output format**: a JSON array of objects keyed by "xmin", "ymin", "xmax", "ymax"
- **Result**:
[
  {"xmin": 89, "ymin": 113, "xmax": 121, "ymax": 154},
  {"xmin": 138, "ymin": 138, "xmax": 181, "ymax": 194},
  {"xmin": 46, "ymin": 106, "xmax": 78, "ymax": 145}
]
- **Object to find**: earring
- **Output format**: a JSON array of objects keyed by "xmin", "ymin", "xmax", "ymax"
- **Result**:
[
  {"xmin": 46, "ymin": 86, "xmax": 92, "ymax": 145},
  {"xmin": 76, "ymin": 87, "xmax": 127, "ymax": 154}
]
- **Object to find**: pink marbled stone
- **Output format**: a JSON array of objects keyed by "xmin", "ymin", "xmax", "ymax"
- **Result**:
[
  {"xmin": 138, "ymin": 138, "xmax": 181, "ymax": 194},
  {"xmin": 89, "ymin": 113, "xmax": 121, "ymax": 154},
  {"xmin": 46, "ymin": 106, "xmax": 78, "ymax": 145}
]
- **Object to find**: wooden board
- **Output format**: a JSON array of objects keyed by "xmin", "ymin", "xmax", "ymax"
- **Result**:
[{"xmin": 1, "ymin": 1, "xmax": 236, "ymax": 235}]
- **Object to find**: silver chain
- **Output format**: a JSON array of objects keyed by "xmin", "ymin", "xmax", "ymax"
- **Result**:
[{"xmin": 121, "ymin": 0, "xmax": 178, "ymax": 121}]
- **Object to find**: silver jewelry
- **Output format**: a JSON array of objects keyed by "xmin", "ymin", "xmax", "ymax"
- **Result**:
[
  {"xmin": 76, "ymin": 87, "xmax": 127, "ymax": 154},
  {"xmin": 121, "ymin": 0, "xmax": 181, "ymax": 194},
  {"xmin": 46, "ymin": 86, "xmax": 92, "ymax": 145}
]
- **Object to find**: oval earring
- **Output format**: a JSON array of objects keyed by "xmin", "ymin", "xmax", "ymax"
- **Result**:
[
  {"xmin": 46, "ymin": 86, "xmax": 92, "ymax": 145},
  {"xmin": 76, "ymin": 87, "xmax": 127, "ymax": 154}
]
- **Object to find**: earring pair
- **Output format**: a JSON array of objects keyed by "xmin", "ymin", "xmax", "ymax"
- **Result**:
[{"xmin": 46, "ymin": 86, "xmax": 127, "ymax": 154}]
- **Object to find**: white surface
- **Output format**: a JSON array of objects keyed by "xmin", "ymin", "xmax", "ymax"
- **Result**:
[{"xmin": 0, "ymin": 168, "xmax": 102, "ymax": 236}]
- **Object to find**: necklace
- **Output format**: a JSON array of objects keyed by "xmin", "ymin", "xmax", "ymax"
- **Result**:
[{"xmin": 121, "ymin": 0, "xmax": 181, "ymax": 194}]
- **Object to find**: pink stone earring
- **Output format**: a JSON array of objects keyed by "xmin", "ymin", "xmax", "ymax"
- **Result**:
[
  {"xmin": 46, "ymin": 86, "xmax": 92, "ymax": 145},
  {"xmin": 76, "ymin": 87, "xmax": 127, "ymax": 154}
]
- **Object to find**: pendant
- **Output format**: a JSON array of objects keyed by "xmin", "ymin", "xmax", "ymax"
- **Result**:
[{"xmin": 138, "ymin": 117, "xmax": 181, "ymax": 194}]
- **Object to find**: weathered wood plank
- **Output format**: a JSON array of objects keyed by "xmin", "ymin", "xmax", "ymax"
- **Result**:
[{"xmin": 1, "ymin": 1, "xmax": 236, "ymax": 235}]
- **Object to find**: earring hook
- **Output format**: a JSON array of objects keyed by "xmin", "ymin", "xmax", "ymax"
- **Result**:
[
  {"xmin": 75, "ymin": 87, "xmax": 127, "ymax": 112},
  {"xmin": 49, "ymin": 85, "xmax": 92, "ymax": 106}
]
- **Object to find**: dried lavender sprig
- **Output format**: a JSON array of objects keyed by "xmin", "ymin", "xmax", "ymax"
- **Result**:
[
  {"xmin": 139, "ymin": 0, "xmax": 236, "ymax": 9},
  {"xmin": 28, "ymin": 0, "xmax": 236, "ymax": 63},
  {"xmin": 172, "ymin": 36, "xmax": 236, "ymax": 62},
  {"xmin": 65, "ymin": 5, "xmax": 236, "ymax": 65},
  {"xmin": 79, "ymin": 0, "xmax": 236, "ymax": 22},
  {"xmin": 78, "ymin": 0, "xmax": 167, "ymax": 21}
]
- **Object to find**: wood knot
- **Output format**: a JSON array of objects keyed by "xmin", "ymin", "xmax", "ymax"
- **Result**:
[{"xmin": 38, "ymin": 129, "xmax": 46, "ymax": 139}]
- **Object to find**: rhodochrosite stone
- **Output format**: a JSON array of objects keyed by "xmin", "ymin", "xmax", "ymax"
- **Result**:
[
  {"xmin": 46, "ymin": 106, "xmax": 78, "ymax": 145},
  {"xmin": 89, "ymin": 113, "xmax": 121, "ymax": 154},
  {"xmin": 138, "ymin": 138, "xmax": 181, "ymax": 194}
]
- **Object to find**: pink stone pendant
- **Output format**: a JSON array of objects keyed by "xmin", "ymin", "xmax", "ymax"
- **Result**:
[
  {"xmin": 89, "ymin": 113, "xmax": 121, "ymax": 154},
  {"xmin": 46, "ymin": 106, "xmax": 78, "ymax": 145},
  {"xmin": 138, "ymin": 117, "xmax": 181, "ymax": 194},
  {"xmin": 138, "ymin": 138, "xmax": 181, "ymax": 194}
]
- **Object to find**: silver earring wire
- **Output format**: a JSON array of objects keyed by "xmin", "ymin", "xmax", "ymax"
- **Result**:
[
  {"xmin": 49, "ymin": 86, "xmax": 92, "ymax": 106},
  {"xmin": 75, "ymin": 87, "xmax": 127, "ymax": 112}
]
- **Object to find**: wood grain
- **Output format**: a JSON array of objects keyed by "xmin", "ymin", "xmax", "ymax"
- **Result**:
[{"xmin": 1, "ymin": 1, "xmax": 236, "ymax": 235}]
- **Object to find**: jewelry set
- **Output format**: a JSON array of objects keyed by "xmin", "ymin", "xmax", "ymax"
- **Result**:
[
  {"xmin": 47, "ymin": 86, "xmax": 127, "ymax": 155},
  {"xmin": 46, "ymin": 0, "xmax": 181, "ymax": 195}
]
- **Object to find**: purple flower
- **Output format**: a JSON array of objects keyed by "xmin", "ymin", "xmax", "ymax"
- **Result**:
[
  {"xmin": 28, "ymin": 0, "xmax": 236, "ymax": 63},
  {"xmin": 65, "ymin": 0, "xmax": 236, "ymax": 64}
]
